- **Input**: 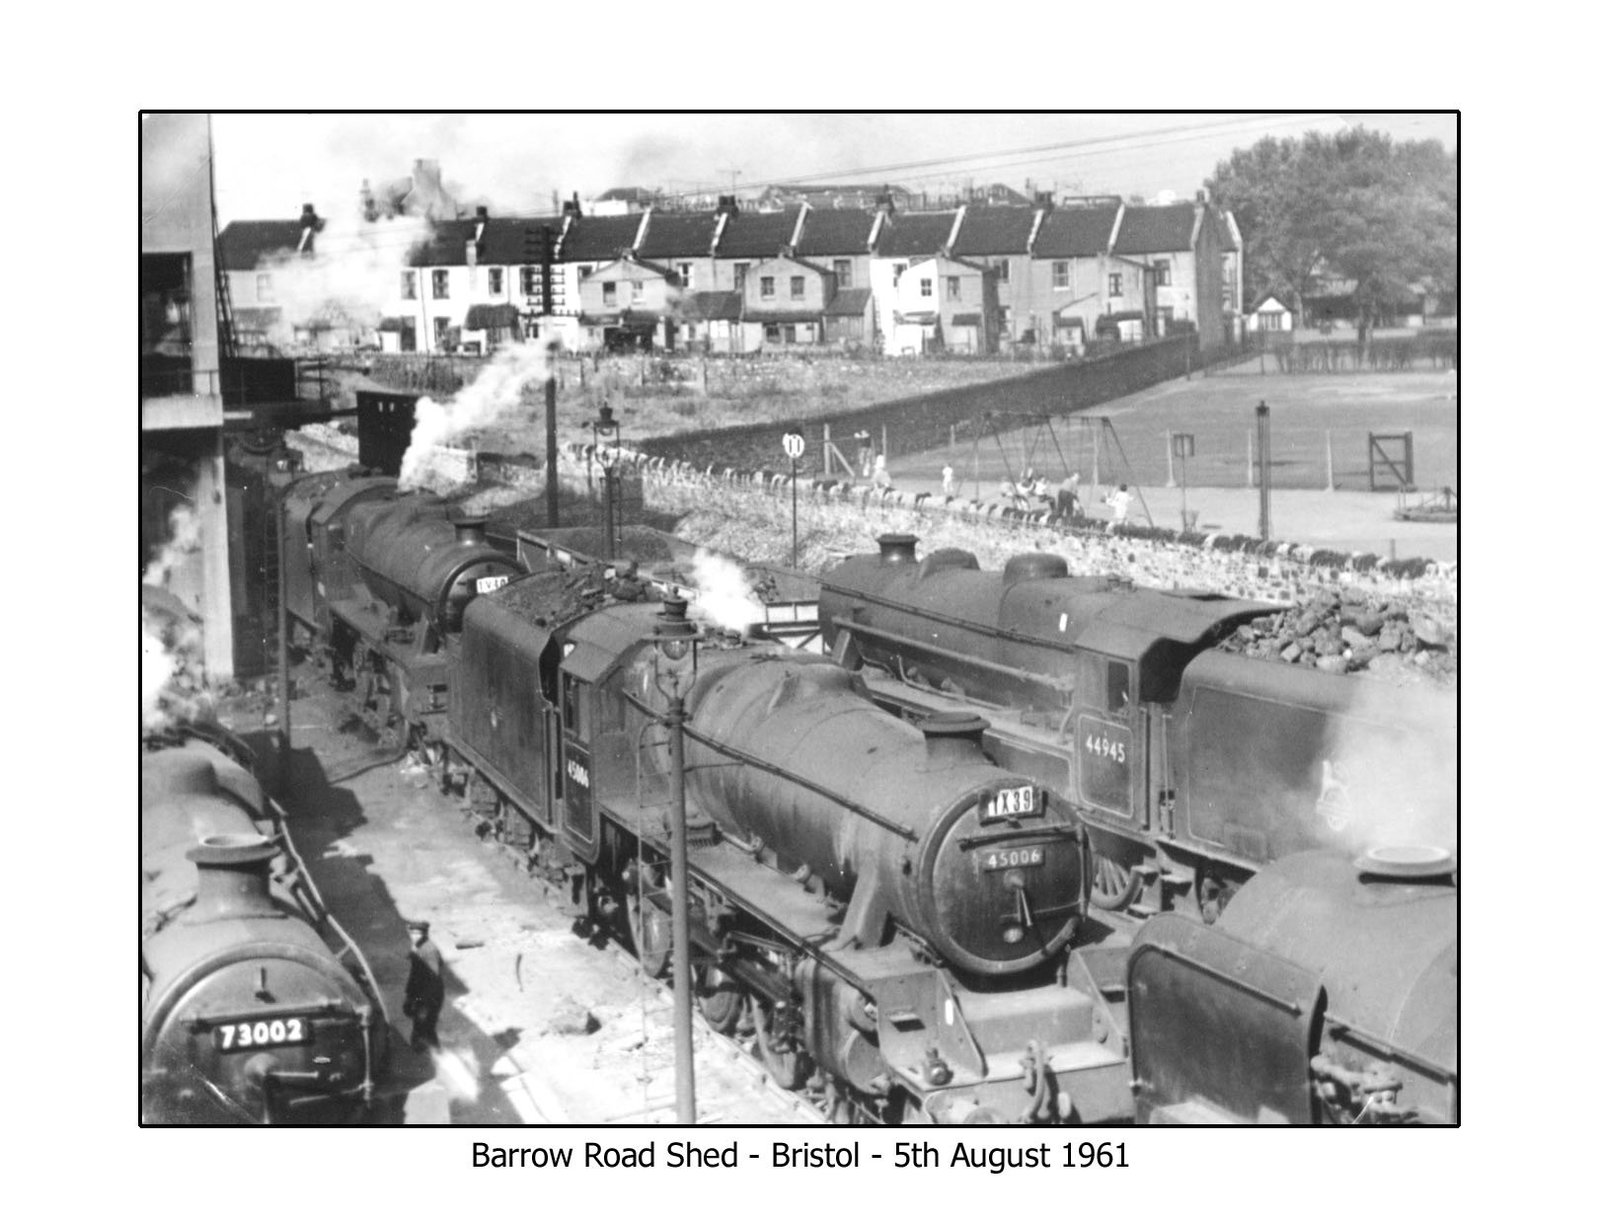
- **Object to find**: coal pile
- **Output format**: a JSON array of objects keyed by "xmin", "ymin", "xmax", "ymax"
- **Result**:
[{"xmin": 1219, "ymin": 588, "xmax": 1457, "ymax": 686}]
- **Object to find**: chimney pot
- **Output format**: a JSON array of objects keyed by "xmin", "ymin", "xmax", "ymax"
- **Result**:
[
  {"xmin": 877, "ymin": 533, "xmax": 919, "ymax": 565},
  {"xmin": 477, "ymin": 205, "xmax": 489, "ymax": 221},
  {"xmin": 452, "ymin": 515, "xmax": 488, "ymax": 545},
  {"xmin": 187, "ymin": 834, "xmax": 280, "ymax": 922}
]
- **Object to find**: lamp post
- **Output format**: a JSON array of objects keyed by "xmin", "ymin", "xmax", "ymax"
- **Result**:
[
  {"xmin": 592, "ymin": 403, "xmax": 620, "ymax": 560},
  {"xmin": 651, "ymin": 596, "xmax": 699, "ymax": 1125}
]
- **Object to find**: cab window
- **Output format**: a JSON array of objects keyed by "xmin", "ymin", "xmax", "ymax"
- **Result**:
[{"xmin": 561, "ymin": 674, "xmax": 587, "ymax": 743}]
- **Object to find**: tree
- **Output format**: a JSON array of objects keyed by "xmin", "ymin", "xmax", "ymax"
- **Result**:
[{"xmin": 1206, "ymin": 127, "xmax": 1457, "ymax": 336}]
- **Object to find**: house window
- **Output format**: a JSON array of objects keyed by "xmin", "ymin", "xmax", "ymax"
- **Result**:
[
  {"xmin": 996, "ymin": 258, "xmax": 1010, "ymax": 283},
  {"xmin": 674, "ymin": 262, "xmax": 692, "ymax": 289},
  {"xmin": 520, "ymin": 266, "xmax": 537, "ymax": 297},
  {"xmin": 432, "ymin": 269, "xmax": 449, "ymax": 299},
  {"xmin": 920, "ymin": 278, "xmax": 933, "ymax": 298},
  {"xmin": 833, "ymin": 259, "xmax": 852, "ymax": 288},
  {"xmin": 1223, "ymin": 285, "xmax": 1235, "ymax": 309},
  {"xmin": 434, "ymin": 317, "xmax": 451, "ymax": 345},
  {"xmin": 760, "ymin": 276, "xmax": 775, "ymax": 299},
  {"xmin": 1260, "ymin": 310, "xmax": 1283, "ymax": 331},
  {"xmin": 765, "ymin": 324, "xmax": 781, "ymax": 343},
  {"xmin": 999, "ymin": 305, "xmax": 1011, "ymax": 329},
  {"xmin": 603, "ymin": 282, "xmax": 617, "ymax": 306},
  {"xmin": 631, "ymin": 279, "xmax": 644, "ymax": 299},
  {"xmin": 1052, "ymin": 262, "xmax": 1070, "ymax": 290},
  {"xmin": 489, "ymin": 268, "xmax": 504, "ymax": 294},
  {"xmin": 256, "ymin": 273, "xmax": 274, "ymax": 303},
  {"xmin": 946, "ymin": 276, "xmax": 961, "ymax": 300},
  {"xmin": 790, "ymin": 276, "xmax": 805, "ymax": 300},
  {"xmin": 1154, "ymin": 259, "xmax": 1171, "ymax": 286},
  {"xmin": 892, "ymin": 262, "xmax": 908, "ymax": 284},
  {"xmin": 734, "ymin": 263, "xmax": 750, "ymax": 289},
  {"xmin": 400, "ymin": 270, "xmax": 417, "ymax": 300},
  {"xmin": 783, "ymin": 324, "xmax": 797, "ymax": 343},
  {"xmin": 1109, "ymin": 272, "xmax": 1123, "ymax": 297}
]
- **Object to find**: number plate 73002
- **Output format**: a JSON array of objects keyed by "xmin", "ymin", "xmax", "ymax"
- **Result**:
[{"xmin": 213, "ymin": 1016, "xmax": 312, "ymax": 1052}]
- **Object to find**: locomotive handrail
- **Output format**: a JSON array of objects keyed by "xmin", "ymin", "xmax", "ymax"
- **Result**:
[
  {"xmin": 266, "ymin": 794, "xmax": 392, "ymax": 1028},
  {"xmin": 622, "ymin": 689, "xmax": 920, "ymax": 842},
  {"xmin": 827, "ymin": 588, "xmax": 1080, "ymax": 653},
  {"xmin": 831, "ymin": 614, "xmax": 1076, "ymax": 696}
]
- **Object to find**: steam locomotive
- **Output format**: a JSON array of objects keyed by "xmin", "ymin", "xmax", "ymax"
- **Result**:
[
  {"xmin": 275, "ymin": 475, "xmax": 1133, "ymax": 1122},
  {"xmin": 272, "ymin": 473, "xmax": 1458, "ymax": 1123},
  {"xmin": 141, "ymin": 730, "xmax": 387, "ymax": 1123},
  {"xmin": 1126, "ymin": 845, "xmax": 1458, "ymax": 1123},
  {"xmin": 818, "ymin": 535, "xmax": 1457, "ymax": 920}
]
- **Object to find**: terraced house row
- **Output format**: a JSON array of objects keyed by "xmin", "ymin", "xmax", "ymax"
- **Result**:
[{"xmin": 219, "ymin": 191, "xmax": 1244, "ymax": 358}]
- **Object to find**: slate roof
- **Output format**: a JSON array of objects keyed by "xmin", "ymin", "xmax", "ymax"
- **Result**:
[
  {"xmin": 874, "ymin": 212, "xmax": 958, "ymax": 259},
  {"xmin": 680, "ymin": 291, "xmax": 743, "ymax": 322},
  {"xmin": 561, "ymin": 214, "xmax": 648, "ymax": 262},
  {"xmin": 822, "ymin": 288, "xmax": 873, "ymax": 317},
  {"xmin": 951, "ymin": 206, "xmax": 1036, "ymax": 257},
  {"xmin": 218, "ymin": 221, "xmax": 312, "ymax": 271},
  {"xmin": 638, "ymin": 211, "xmax": 720, "ymax": 260},
  {"xmin": 716, "ymin": 209, "xmax": 803, "ymax": 258},
  {"xmin": 1113, "ymin": 204, "xmax": 1199, "ymax": 255},
  {"xmin": 477, "ymin": 217, "xmax": 564, "ymax": 265},
  {"xmin": 1032, "ymin": 207, "xmax": 1119, "ymax": 258},
  {"xmin": 795, "ymin": 209, "xmax": 876, "ymax": 257},
  {"xmin": 409, "ymin": 219, "xmax": 475, "ymax": 267}
]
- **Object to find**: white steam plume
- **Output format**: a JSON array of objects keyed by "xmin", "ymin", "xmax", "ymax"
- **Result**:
[
  {"xmin": 143, "ymin": 504, "xmax": 201, "ymax": 587},
  {"xmin": 254, "ymin": 214, "xmax": 431, "ymax": 345},
  {"xmin": 399, "ymin": 337, "xmax": 560, "ymax": 493},
  {"xmin": 689, "ymin": 550, "xmax": 764, "ymax": 635},
  {"xmin": 141, "ymin": 601, "xmax": 214, "ymax": 735},
  {"xmin": 1319, "ymin": 683, "xmax": 1458, "ymax": 855}
]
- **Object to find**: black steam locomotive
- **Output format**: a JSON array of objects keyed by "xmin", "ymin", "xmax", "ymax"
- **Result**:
[
  {"xmin": 272, "ymin": 475, "xmax": 1458, "ymax": 1124},
  {"xmin": 276, "ymin": 477, "xmax": 1133, "ymax": 1122},
  {"xmin": 141, "ymin": 730, "xmax": 387, "ymax": 1123},
  {"xmin": 1126, "ymin": 845, "xmax": 1458, "ymax": 1124},
  {"xmin": 819, "ymin": 535, "xmax": 1457, "ymax": 921}
]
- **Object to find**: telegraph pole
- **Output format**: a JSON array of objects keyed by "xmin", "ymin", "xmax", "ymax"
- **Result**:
[{"xmin": 1256, "ymin": 400, "xmax": 1272, "ymax": 540}]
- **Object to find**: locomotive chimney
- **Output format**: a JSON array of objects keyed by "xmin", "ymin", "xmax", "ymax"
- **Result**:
[
  {"xmin": 452, "ymin": 515, "xmax": 488, "ymax": 545},
  {"xmin": 1356, "ymin": 844, "xmax": 1457, "ymax": 885},
  {"xmin": 920, "ymin": 712, "xmax": 990, "ymax": 768},
  {"xmin": 187, "ymin": 835, "xmax": 281, "ymax": 922},
  {"xmin": 877, "ymin": 534, "xmax": 919, "ymax": 565}
]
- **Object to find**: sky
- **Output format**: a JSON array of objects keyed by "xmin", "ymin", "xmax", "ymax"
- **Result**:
[{"xmin": 205, "ymin": 112, "xmax": 1458, "ymax": 226}]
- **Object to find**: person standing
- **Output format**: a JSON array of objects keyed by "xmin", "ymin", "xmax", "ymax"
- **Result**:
[
  {"xmin": 1056, "ymin": 471, "xmax": 1082, "ymax": 519},
  {"xmin": 942, "ymin": 463, "xmax": 956, "ymax": 496},
  {"xmin": 855, "ymin": 432, "xmax": 874, "ymax": 480},
  {"xmin": 1105, "ymin": 483, "xmax": 1131, "ymax": 530},
  {"xmin": 403, "ymin": 920, "xmax": 445, "ymax": 1051},
  {"xmin": 873, "ymin": 453, "xmax": 893, "ymax": 491}
]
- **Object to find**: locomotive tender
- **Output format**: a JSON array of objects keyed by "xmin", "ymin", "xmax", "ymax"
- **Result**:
[
  {"xmin": 819, "ymin": 535, "xmax": 1457, "ymax": 920},
  {"xmin": 141, "ymin": 732, "xmax": 386, "ymax": 1123}
]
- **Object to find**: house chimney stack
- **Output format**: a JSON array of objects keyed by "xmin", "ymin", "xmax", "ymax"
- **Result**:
[
  {"xmin": 563, "ymin": 192, "xmax": 583, "ymax": 218},
  {"xmin": 1035, "ymin": 191, "xmax": 1054, "ymax": 212},
  {"xmin": 875, "ymin": 188, "xmax": 896, "ymax": 216},
  {"xmin": 717, "ymin": 194, "xmax": 740, "ymax": 216},
  {"xmin": 298, "ymin": 203, "xmax": 320, "ymax": 253}
]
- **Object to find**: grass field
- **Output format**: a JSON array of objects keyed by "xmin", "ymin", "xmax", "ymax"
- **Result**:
[{"xmin": 893, "ymin": 367, "xmax": 1459, "ymax": 495}]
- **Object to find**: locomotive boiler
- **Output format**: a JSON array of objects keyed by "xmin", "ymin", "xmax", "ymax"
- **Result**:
[
  {"xmin": 1125, "ymin": 846, "xmax": 1458, "ymax": 1124},
  {"xmin": 820, "ymin": 535, "xmax": 1457, "ymax": 919},
  {"xmin": 141, "ymin": 734, "xmax": 386, "ymax": 1123}
]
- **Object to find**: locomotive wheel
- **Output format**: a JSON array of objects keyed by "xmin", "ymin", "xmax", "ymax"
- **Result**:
[
  {"xmin": 753, "ymin": 998, "xmax": 812, "ymax": 1091},
  {"xmin": 625, "ymin": 873, "xmax": 672, "ymax": 978},
  {"xmin": 1091, "ymin": 853, "xmax": 1141, "ymax": 911},
  {"xmin": 694, "ymin": 967, "xmax": 744, "ymax": 1035}
]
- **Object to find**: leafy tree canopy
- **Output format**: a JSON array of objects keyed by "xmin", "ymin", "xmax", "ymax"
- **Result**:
[{"xmin": 1206, "ymin": 127, "xmax": 1457, "ymax": 327}]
